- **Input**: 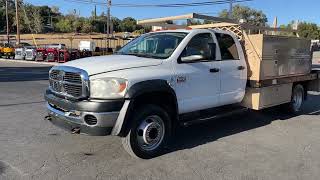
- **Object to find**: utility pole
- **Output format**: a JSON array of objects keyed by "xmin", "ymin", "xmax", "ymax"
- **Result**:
[
  {"xmin": 106, "ymin": 0, "xmax": 111, "ymax": 48},
  {"xmin": 5, "ymin": 0, "xmax": 9, "ymax": 44},
  {"xmin": 15, "ymin": 0, "xmax": 21, "ymax": 45},
  {"xmin": 107, "ymin": 0, "xmax": 111, "ymax": 37},
  {"xmin": 228, "ymin": 0, "xmax": 233, "ymax": 19}
]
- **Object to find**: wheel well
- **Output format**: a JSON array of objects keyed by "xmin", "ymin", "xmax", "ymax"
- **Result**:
[
  {"xmin": 119, "ymin": 91, "xmax": 178, "ymax": 137},
  {"xmin": 132, "ymin": 92, "xmax": 178, "ymax": 121}
]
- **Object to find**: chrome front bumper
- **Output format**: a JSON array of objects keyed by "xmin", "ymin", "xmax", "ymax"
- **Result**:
[{"xmin": 46, "ymin": 103, "xmax": 119, "ymax": 136}]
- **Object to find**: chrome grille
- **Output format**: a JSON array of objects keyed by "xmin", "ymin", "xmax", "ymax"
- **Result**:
[
  {"xmin": 64, "ymin": 84, "xmax": 82, "ymax": 97},
  {"xmin": 64, "ymin": 72, "xmax": 82, "ymax": 83},
  {"xmin": 49, "ymin": 66, "xmax": 89, "ymax": 99},
  {"xmin": 26, "ymin": 51, "xmax": 33, "ymax": 57}
]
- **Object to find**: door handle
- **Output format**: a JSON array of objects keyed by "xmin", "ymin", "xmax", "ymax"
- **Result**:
[
  {"xmin": 238, "ymin": 66, "xmax": 245, "ymax": 70},
  {"xmin": 210, "ymin": 68, "xmax": 220, "ymax": 73}
]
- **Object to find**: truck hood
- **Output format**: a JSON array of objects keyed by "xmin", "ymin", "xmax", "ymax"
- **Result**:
[{"xmin": 60, "ymin": 55, "xmax": 163, "ymax": 75}]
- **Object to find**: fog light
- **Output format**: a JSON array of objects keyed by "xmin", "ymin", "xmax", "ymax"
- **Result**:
[{"xmin": 84, "ymin": 115, "xmax": 98, "ymax": 125}]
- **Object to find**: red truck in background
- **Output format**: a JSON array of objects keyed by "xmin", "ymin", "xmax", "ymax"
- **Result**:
[
  {"xmin": 35, "ymin": 48, "xmax": 47, "ymax": 61},
  {"xmin": 46, "ymin": 48, "xmax": 58, "ymax": 62}
]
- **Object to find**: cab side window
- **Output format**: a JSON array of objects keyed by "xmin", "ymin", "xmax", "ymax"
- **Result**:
[
  {"xmin": 181, "ymin": 33, "xmax": 214, "ymax": 61},
  {"xmin": 215, "ymin": 33, "xmax": 239, "ymax": 60}
]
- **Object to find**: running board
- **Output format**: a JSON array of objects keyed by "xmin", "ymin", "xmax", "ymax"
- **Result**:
[{"xmin": 181, "ymin": 106, "xmax": 248, "ymax": 127}]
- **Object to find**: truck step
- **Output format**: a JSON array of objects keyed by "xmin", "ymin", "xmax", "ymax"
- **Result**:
[{"xmin": 180, "ymin": 105, "xmax": 248, "ymax": 127}]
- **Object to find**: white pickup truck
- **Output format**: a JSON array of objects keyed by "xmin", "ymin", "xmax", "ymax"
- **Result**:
[{"xmin": 45, "ymin": 26, "xmax": 320, "ymax": 158}]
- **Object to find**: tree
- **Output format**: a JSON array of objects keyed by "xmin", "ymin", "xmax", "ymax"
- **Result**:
[
  {"xmin": 298, "ymin": 22, "xmax": 320, "ymax": 39},
  {"xmin": 55, "ymin": 18, "xmax": 73, "ymax": 32},
  {"xmin": 81, "ymin": 20, "xmax": 93, "ymax": 33},
  {"xmin": 112, "ymin": 17, "xmax": 121, "ymax": 32},
  {"xmin": 119, "ymin": 17, "xmax": 137, "ymax": 32},
  {"xmin": 219, "ymin": 5, "xmax": 268, "ymax": 26},
  {"xmin": 31, "ymin": 9, "xmax": 44, "ymax": 33}
]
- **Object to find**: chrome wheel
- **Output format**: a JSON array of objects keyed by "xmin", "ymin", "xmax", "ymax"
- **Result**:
[
  {"xmin": 292, "ymin": 85, "xmax": 303, "ymax": 112},
  {"xmin": 136, "ymin": 115, "xmax": 165, "ymax": 151}
]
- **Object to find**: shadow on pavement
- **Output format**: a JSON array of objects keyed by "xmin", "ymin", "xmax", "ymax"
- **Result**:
[
  {"xmin": 167, "ymin": 94, "xmax": 320, "ymax": 155},
  {"xmin": 0, "ymin": 161, "xmax": 6, "ymax": 175},
  {"xmin": 0, "ymin": 66, "xmax": 52, "ymax": 82}
]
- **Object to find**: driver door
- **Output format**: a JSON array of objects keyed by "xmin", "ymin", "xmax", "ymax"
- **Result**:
[{"xmin": 174, "ymin": 32, "xmax": 221, "ymax": 114}]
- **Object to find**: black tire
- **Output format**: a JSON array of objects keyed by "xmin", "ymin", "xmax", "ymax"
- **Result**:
[
  {"xmin": 285, "ymin": 84, "xmax": 305, "ymax": 114},
  {"xmin": 122, "ymin": 104, "xmax": 172, "ymax": 159}
]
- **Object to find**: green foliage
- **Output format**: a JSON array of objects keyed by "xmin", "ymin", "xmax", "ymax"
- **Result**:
[
  {"xmin": 55, "ymin": 18, "xmax": 73, "ymax": 32},
  {"xmin": 219, "ymin": 5, "xmax": 268, "ymax": 26},
  {"xmin": 298, "ymin": 22, "xmax": 320, "ymax": 39},
  {"xmin": 0, "ymin": 1, "xmax": 146, "ymax": 34},
  {"xmin": 279, "ymin": 21, "xmax": 320, "ymax": 39},
  {"xmin": 81, "ymin": 20, "xmax": 93, "ymax": 33},
  {"xmin": 119, "ymin": 17, "xmax": 138, "ymax": 32}
]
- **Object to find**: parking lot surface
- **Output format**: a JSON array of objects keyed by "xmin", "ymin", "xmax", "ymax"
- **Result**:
[{"xmin": 0, "ymin": 60, "xmax": 320, "ymax": 180}]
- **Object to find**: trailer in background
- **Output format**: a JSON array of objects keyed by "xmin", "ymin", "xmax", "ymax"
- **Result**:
[{"xmin": 79, "ymin": 41, "xmax": 96, "ymax": 57}]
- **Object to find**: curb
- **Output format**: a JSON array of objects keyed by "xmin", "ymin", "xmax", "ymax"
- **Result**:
[{"xmin": 0, "ymin": 59, "xmax": 58, "ymax": 66}]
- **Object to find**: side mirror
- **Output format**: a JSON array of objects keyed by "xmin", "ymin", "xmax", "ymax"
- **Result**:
[{"xmin": 181, "ymin": 55, "xmax": 206, "ymax": 62}]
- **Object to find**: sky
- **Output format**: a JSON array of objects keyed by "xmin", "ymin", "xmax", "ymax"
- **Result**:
[{"xmin": 25, "ymin": 0, "xmax": 320, "ymax": 26}]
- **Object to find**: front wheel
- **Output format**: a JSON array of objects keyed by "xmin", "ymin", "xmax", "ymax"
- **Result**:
[{"xmin": 122, "ymin": 104, "xmax": 172, "ymax": 159}]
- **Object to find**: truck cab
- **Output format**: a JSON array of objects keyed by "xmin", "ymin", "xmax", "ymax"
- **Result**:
[
  {"xmin": 3, "ymin": 43, "xmax": 15, "ymax": 59},
  {"xmin": 46, "ymin": 48, "xmax": 59, "ymax": 62},
  {"xmin": 25, "ymin": 47, "xmax": 37, "ymax": 61},
  {"xmin": 45, "ymin": 29, "xmax": 248, "ymax": 158}
]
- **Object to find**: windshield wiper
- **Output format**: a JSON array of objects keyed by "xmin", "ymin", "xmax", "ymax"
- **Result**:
[{"xmin": 122, "ymin": 53, "xmax": 164, "ymax": 59}]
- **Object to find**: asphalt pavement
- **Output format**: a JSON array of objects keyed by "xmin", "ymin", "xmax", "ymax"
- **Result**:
[{"xmin": 0, "ymin": 60, "xmax": 320, "ymax": 180}]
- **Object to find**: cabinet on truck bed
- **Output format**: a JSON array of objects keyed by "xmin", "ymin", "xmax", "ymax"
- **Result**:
[{"xmin": 244, "ymin": 34, "xmax": 311, "ymax": 82}]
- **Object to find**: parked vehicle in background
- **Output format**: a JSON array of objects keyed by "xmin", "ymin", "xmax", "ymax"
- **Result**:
[
  {"xmin": 58, "ymin": 49, "xmax": 70, "ymax": 63},
  {"xmin": 122, "ymin": 32, "xmax": 131, "ymax": 39},
  {"xmin": 25, "ymin": 47, "xmax": 37, "ymax": 61},
  {"xmin": 3, "ymin": 43, "xmax": 15, "ymax": 59},
  {"xmin": 46, "ymin": 48, "xmax": 59, "ymax": 62},
  {"xmin": 45, "ymin": 13, "xmax": 320, "ymax": 159},
  {"xmin": 14, "ymin": 47, "xmax": 26, "ymax": 60},
  {"xmin": 69, "ymin": 49, "xmax": 81, "ymax": 60},
  {"xmin": 92, "ymin": 47, "xmax": 104, "ymax": 56},
  {"xmin": 0, "ymin": 44, "xmax": 4, "ymax": 58},
  {"xmin": 79, "ymin": 41, "xmax": 95, "ymax": 57},
  {"xmin": 47, "ymin": 43, "xmax": 66, "ymax": 50},
  {"xmin": 36, "ymin": 48, "xmax": 47, "ymax": 61}
]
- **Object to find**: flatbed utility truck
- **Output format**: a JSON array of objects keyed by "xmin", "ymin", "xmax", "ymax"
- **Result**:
[{"xmin": 45, "ymin": 13, "xmax": 320, "ymax": 159}]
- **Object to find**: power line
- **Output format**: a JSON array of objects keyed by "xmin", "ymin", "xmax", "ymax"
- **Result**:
[
  {"xmin": 62, "ymin": 0, "xmax": 253, "ymax": 8},
  {"xmin": 229, "ymin": 0, "xmax": 234, "ymax": 18}
]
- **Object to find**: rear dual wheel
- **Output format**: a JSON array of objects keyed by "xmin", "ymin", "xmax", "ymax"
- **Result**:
[
  {"xmin": 286, "ymin": 84, "xmax": 305, "ymax": 114},
  {"xmin": 122, "ymin": 104, "xmax": 172, "ymax": 159}
]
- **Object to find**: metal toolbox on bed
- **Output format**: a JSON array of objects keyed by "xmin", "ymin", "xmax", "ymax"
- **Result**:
[{"xmin": 244, "ymin": 34, "xmax": 312, "ymax": 81}]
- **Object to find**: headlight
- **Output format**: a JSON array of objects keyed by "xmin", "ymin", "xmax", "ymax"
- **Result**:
[{"xmin": 90, "ymin": 78, "xmax": 128, "ymax": 99}]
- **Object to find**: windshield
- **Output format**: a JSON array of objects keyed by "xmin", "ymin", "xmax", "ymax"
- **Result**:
[{"xmin": 117, "ymin": 32, "xmax": 188, "ymax": 59}]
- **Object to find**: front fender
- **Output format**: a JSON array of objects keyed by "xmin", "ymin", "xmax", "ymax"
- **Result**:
[{"xmin": 112, "ymin": 79, "xmax": 178, "ymax": 136}]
